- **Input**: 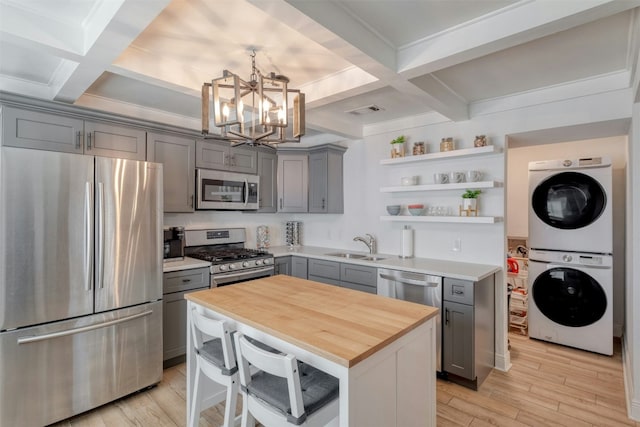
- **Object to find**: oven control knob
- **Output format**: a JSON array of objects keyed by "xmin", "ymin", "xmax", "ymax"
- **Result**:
[
  {"xmin": 242, "ymin": 261, "xmax": 249, "ymax": 267},
  {"xmin": 263, "ymin": 258, "xmax": 271, "ymax": 265},
  {"xmin": 563, "ymin": 159, "xmax": 572, "ymax": 167},
  {"xmin": 562, "ymin": 254, "xmax": 573, "ymax": 262},
  {"xmin": 229, "ymin": 263, "xmax": 237, "ymax": 270},
  {"xmin": 219, "ymin": 264, "xmax": 228, "ymax": 271},
  {"xmin": 255, "ymin": 259, "xmax": 263, "ymax": 266}
]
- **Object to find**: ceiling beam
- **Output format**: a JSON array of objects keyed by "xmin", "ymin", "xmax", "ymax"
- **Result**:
[{"xmin": 53, "ymin": 0, "xmax": 171, "ymax": 103}]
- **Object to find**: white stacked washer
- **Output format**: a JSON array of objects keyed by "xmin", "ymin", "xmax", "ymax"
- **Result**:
[{"xmin": 527, "ymin": 157, "xmax": 613, "ymax": 355}]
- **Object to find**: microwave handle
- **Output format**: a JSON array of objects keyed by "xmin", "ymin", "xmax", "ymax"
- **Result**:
[{"xmin": 244, "ymin": 178, "xmax": 249, "ymax": 207}]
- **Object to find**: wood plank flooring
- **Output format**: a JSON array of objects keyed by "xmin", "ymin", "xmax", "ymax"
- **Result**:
[{"xmin": 52, "ymin": 333, "xmax": 637, "ymax": 426}]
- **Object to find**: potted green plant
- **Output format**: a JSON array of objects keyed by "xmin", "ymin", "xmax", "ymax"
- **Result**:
[
  {"xmin": 390, "ymin": 135, "xmax": 406, "ymax": 157},
  {"xmin": 462, "ymin": 189, "xmax": 481, "ymax": 210}
]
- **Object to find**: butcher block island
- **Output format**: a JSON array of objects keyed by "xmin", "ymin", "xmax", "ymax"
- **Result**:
[{"xmin": 186, "ymin": 274, "xmax": 439, "ymax": 426}]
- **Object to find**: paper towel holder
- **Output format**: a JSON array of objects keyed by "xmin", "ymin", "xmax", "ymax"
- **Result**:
[{"xmin": 399, "ymin": 225, "xmax": 414, "ymax": 259}]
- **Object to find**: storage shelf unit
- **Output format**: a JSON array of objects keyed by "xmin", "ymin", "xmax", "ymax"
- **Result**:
[
  {"xmin": 380, "ymin": 180, "xmax": 501, "ymax": 193},
  {"xmin": 380, "ymin": 215, "xmax": 502, "ymax": 224},
  {"xmin": 379, "ymin": 145, "xmax": 501, "ymax": 166}
]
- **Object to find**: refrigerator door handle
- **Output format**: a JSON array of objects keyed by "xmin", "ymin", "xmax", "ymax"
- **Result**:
[
  {"xmin": 84, "ymin": 182, "xmax": 93, "ymax": 291},
  {"xmin": 96, "ymin": 182, "xmax": 105, "ymax": 289},
  {"xmin": 16, "ymin": 310, "xmax": 154, "ymax": 344}
]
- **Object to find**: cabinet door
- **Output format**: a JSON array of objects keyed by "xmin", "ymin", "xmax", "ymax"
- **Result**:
[
  {"xmin": 274, "ymin": 256, "xmax": 291, "ymax": 276},
  {"xmin": 340, "ymin": 263, "xmax": 377, "ymax": 286},
  {"xmin": 340, "ymin": 281, "xmax": 376, "ymax": 294},
  {"xmin": 308, "ymin": 274, "xmax": 341, "ymax": 286},
  {"xmin": 230, "ymin": 145, "xmax": 257, "ymax": 174},
  {"xmin": 291, "ymin": 257, "xmax": 308, "ymax": 279},
  {"xmin": 308, "ymin": 150, "xmax": 328, "ymax": 213},
  {"xmin": 195, "ymin": 139, "xmax": 229, "ymax": 170},
  {"xmin": 2, "ymin": 106, "xmax": 84, "ymax": 153},
  {"xmin": 163, "ymin": 292, "xmax": 189, "ymax": 361},
  {"xmin": 307, "ymin": 258, "xmax": 340, "ymax": 280},
  {"xmin": 443, "ymin": 300, "xmax": 475, "ymax": 380},
  {"xmin": 147, "ymin": 132, "xmax": 195, "ymax": 212},
  {"xmin": 84, "ymin": 121, "xmax": 146, "ymax": 160},
  {"xmin": 277, "ymin": 154, "xmax": 308, "ymax": 212},
  {"xmin": 257, "ymin": 150, "xmax": 277, "ymax": 213}
]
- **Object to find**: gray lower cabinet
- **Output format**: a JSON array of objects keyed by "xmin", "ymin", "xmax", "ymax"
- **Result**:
[
  {"xmin": 274, "ymin": 256, "xmax": 292, "ymax": 276},
  {"xmin": 147, "ymin": 132, "xmax": 195, "ymax": 212},
  {"xmin": 162, "ymin": 267, "xmax": 209, "ymax": 365},
  {"xmin": 307, "ymin": 258, "xmax": 376, "ymax": 293},
  {"xmin": 196, "ymin": 139, "xmax": 257, "ymax": 174},
  {"xmin": 291, "ymin": 257, "xmax": 308, "ymax": 279},
  {"xmin": 442, "ymin": 276, "xmax": 494, "ymax": 389},
  {"xmin": 257, "ymin": 149, "xmax": 277, "ymax": 213},
  {"xmin": 308, "ymin": 145, "xmax": 346, "ymax": 213},
  {"xmin": 277, "ymin": 152, "xmax": 308, "ymax": 212},
  {"xmin": 2, "ymin": 106, "xmax": 146, "ymax": 160}
]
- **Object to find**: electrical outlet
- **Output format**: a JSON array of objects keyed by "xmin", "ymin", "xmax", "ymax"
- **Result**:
[{"xmin": 452, "ymin": 238, "xmax": 462, "ymax": 252}]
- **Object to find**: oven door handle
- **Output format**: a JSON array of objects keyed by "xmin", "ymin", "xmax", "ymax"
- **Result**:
[{"xmin": 213, "ymin": 266, "xmax": 274, "ymax": 283}]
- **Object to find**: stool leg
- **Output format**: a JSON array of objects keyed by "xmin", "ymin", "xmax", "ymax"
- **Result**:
[
  {"xmin": 190, "ymin": 362, "xmax": 202, "ymax": 427},
  {"xmin": 223, "ymin": 378, "xmax": 238, "ymax": 427},
  {"xmin": 240, "ymin": 396, "xmax": 255, "ymax": 427}
]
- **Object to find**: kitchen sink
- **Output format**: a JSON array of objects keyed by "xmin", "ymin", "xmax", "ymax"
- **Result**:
[
  {"xmin": 363, "ymin": 256, "xmax": 387, "ymax": 261},
  {"xmin": 324, "ymin": 252, "xmax": 368, "ymax": 259}
]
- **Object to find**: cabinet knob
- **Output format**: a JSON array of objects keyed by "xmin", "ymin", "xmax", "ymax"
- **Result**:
[{"xmin": 182, "ymin": 279, "xmax": 191, "ymax": 283}]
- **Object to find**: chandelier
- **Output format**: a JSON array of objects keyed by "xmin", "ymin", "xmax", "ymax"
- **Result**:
[{"xmin": 201, "ymin": 50, "xmax": 305, "ymax": 146}]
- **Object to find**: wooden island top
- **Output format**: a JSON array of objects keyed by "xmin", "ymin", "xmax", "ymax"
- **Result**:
[{"xmin": 186, "ymin": 274, "xmax": 439, "ymax": 367}]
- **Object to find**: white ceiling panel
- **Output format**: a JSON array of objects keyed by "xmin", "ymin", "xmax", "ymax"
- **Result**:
[
  {"xmin": 431, "ymin": 10, "xmax": 632, "ymax": 102},
  {"xmin": 0, "ymin": 40, "xmax": 66, "ymax": 84}
]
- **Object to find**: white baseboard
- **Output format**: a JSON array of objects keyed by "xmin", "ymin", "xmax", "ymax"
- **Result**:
[
  {"xmin": 622, "ymin": 335, "xmax": 640, "ymax": 421},
  {"xmin": 494, "ymin": 350, "xmax": 511, "ymax": 372}
]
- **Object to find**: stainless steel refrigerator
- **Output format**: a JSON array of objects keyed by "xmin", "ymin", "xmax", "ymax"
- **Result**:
[{"xmin": 0, "ymin": 147, "xmax": 163, "ymax": 426}]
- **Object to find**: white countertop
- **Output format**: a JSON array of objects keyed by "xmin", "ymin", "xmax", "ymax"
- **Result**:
[
  {"xmin": 269, "ymin": 245, "xmax": 500, "ymax": 282},
  {"xmin": 162, "ymin": 256, "xmax": 211, "ymax": 273}
]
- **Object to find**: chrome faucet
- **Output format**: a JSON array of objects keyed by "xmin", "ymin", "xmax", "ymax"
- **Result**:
[{"xmin": 353, "ymin": 234, "xmax": 377, "ymax": 254}]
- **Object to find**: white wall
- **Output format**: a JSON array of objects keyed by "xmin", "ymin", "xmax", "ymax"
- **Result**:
[{"xmin": 506, "ymin": 137, "xmax": 627, "ymax": 337}]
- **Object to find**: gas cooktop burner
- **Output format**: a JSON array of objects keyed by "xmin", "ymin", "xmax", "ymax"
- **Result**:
[{"xmin": 189, "ymin": 248, "xmax": 269, "ymax": 264}]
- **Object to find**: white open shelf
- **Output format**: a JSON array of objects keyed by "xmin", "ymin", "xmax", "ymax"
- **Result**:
[
  {"xmin": 380, "ymin": 145, "xmax": 501, "ymax": 165},
  {"xmin": 380, "ymin": 180, "xmax": 501, "ymax": 193},
  {"xmin": 380, "ymin": 215, "xmax": 502, "ymax": 224}
]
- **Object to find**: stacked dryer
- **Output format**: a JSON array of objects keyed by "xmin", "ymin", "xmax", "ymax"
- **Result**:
[{"xmin": 527, "ymin": 157, "xmax": 613, "ymax": 355}]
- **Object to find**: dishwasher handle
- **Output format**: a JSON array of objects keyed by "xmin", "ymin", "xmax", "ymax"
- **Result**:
[{"xmin": 379, "ymin": 273, "xmax": 441, "ymax": 287}]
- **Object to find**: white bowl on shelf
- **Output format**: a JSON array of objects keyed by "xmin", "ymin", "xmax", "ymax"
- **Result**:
[{"xmin": 401, "ymin": 176, "xmax": 418, "ymax": 186}]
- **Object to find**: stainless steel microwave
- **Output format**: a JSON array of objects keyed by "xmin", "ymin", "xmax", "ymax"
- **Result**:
[{"xmin": 196, "ymin": 169, "xmax": 259, "ymax": 210}]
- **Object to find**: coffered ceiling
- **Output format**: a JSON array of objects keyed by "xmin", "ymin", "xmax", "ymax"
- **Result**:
[{"xmin": 1, "ymin": 0, "xmax": 639, "ymax": 142}]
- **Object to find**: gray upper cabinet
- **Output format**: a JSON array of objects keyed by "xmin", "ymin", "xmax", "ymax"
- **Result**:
[
  {"xmin": 2, "ymin": 106, "xmax": 84, "ymax": 153},
  {"xmin": 196, "ymin": 139, "xmax": 257, "ymax": 174},
  {"xmin": 308, "ymin": 145, "xmax": 346, "ymax": 214},
  {"xmin": 2, "ymin": 106, "xmax": 145, "ymax": 160},
  {"xmin": 277, "ymin": 152, "xmax": 308, "ymax": 213},
  {"xmin": 84, "ymin": 120, "xmax": 146, "ymax": 160},
  {"xmin": 147, "ymin": 132, "xmax": 195, "ymax": 212},
  {"xmin": 257, "ymin": 149, "xmax": 277, "ymax": 213}
]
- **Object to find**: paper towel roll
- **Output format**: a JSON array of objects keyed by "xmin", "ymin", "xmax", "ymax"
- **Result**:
[{"xmin": 401, "ymin": 226, "xmax": 414, "ymax": 258}]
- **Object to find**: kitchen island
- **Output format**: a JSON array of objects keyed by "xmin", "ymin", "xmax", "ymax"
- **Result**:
[{"xmin": 186, "ymin": 275, "xmax": 439, "ymax": 427}]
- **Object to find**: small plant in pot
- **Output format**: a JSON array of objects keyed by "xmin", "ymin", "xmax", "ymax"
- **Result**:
[
  {"xmin": 461, "ymin": 189, "xmax": 481, "ymax": 210},
  {"xmin": 390, "ymin": 135, "xmax": 406, "ymax": 158}
]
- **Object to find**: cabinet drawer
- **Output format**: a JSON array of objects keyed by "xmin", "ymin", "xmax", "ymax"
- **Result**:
[
  {"xmin": 163, "ymin": 268, "xmax": 209, "ymax": 293},
  {"xmin": 340, "ymin": 263, "xmax": 377, "ymax": 286},
  {"xmin": 307, "ymin": 259, "xmax": 340, "ymax": 280},
  {"xmin": 291, "ymin": 257, "xmax": 308, "ymax": 279},
  {"xmin": 443, "ymin": 278, "xmax": 474, "ymax": 305}
]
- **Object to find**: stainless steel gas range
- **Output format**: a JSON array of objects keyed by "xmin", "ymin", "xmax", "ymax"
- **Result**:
[{"xmin": 184, "ymin": 228, "xmax": 274, "ymax": 287}]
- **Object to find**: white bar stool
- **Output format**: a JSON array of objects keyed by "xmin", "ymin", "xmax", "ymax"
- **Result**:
[{"xmin": 234, "ymin": 332, "xmax": 339, "ymax": 427}]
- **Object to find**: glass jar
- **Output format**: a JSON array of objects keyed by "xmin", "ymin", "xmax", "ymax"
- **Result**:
[
  {"xmin": 440, "ymin": 137, "xmax": 454, "ymax": 152},
  {"xmin": 413, "ymin": 142, "xmax": 425, "ymax": 155},
  {"xmin": 474, "ymin": 135, "xmax": 487, "ymax": 147}
]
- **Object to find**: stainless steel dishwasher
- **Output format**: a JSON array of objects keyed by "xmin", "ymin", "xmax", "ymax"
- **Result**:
[{"xmin": 377, "ymin": 268, "xmax": 443, "ymax": 371}]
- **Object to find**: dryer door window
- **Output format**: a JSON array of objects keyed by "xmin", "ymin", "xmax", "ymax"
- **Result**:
[
  {"xmin": 532, "ymin": 171, "xmax": 606, "ymax": 230},
  {"xmin": 532, "ymin": 267, "xmax": 607, "ymax": 327}
]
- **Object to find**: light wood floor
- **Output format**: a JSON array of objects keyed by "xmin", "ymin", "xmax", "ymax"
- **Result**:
[{"xmin": 52, "ymin": 333, "xmax": 637, "ymax": 426}]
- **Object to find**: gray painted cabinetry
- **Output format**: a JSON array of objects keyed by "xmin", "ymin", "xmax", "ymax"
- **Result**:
[
  {"xmin": 275, "ymin": 256, "xmax": 308, "ymax": 278},
  {"xmin": 257, "ymin": 149, "xmax": 277, "ymax": 213},
  {"xmin": 195, "ymin": 139, "xmax": 257, "ymax": 174},
  {"xmin": 2, "ymin": 106, "xmax": 146, "ymax": 160},
  {"xmin": 274, "ymin": 256, "xmax": 292, "ymax": 276},
  {"xmin": 442, "ymin": 275, "xmax": 494, "ymax": 389},
  {"xmin": 147, "ymin": 132, "xmax": 195, "ymax": 212},
  {"xmin": 308, "ymin": 258, "xmax": 376, "ymax": 293},
  {"xmin": 308, "ymin": 145, "xmax": 346, "ymax": 213},
  {"xmin": 277, "ymin": 152, "xmax": 308, "ymax": 212}
]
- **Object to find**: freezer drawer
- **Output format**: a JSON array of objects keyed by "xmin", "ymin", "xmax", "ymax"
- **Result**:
[{"xmin": 0, "ymin": 301, "xmax": 162, "ymax": 427}]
